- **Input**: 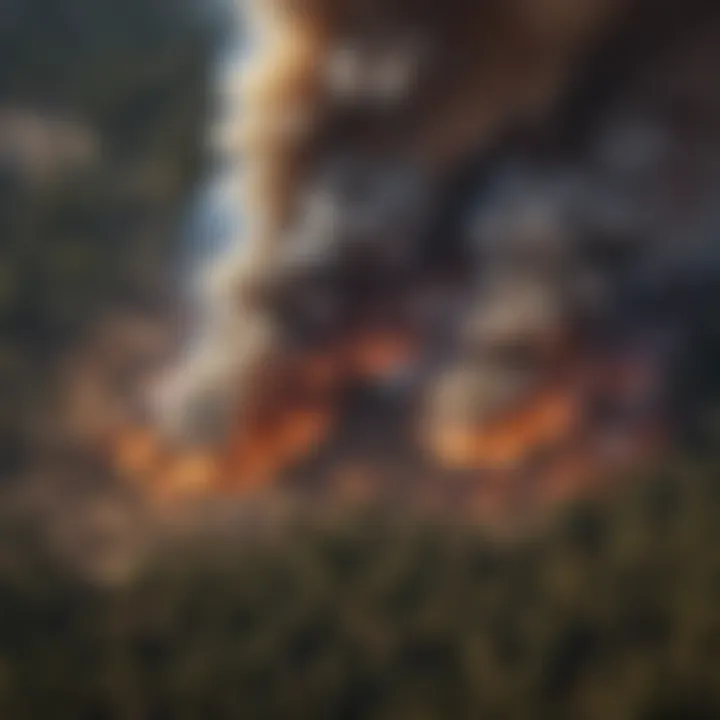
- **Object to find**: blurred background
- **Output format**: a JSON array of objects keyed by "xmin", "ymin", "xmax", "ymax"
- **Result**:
[{"xmin": 2, "ymin": 0, "xmax": 720, "ymax": 717}]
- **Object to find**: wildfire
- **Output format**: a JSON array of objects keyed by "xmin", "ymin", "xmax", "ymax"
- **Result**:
[{"xmin": 109, "ymin": 325, "xmax": 668, "ymax": 523}]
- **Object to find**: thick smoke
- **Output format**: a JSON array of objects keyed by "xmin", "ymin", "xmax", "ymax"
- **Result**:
[{"xmin": 142, "ymin": 0, "xmax": 720, "ymax": 516}]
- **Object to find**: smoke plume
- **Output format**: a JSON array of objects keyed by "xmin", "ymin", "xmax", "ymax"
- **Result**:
[{"xmin": 119, "ymin": 0, "xmax": 720, "ymax": 522}]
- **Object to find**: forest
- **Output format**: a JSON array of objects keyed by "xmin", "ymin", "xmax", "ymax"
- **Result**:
[{"xmin": 1, "ymin": 0, "xmax": 720, "ymax": 718}]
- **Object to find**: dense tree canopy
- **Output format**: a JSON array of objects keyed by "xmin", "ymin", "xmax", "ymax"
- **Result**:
[{"xmin": 2, "ymin": 457, "xmax": 720, "ymax": 719}]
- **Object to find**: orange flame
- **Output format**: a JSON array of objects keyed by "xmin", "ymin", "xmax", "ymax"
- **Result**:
[
  {"xmin": 109, "ymin": 330, "xmax": 667, "ymax": 522},
  {"xmin": 429, "ymin": 385, "xmax": 580, "ymax": 471},
  {"xmin": 109, "ymin": 330, "xmax": 410, "ymax": 502}
]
